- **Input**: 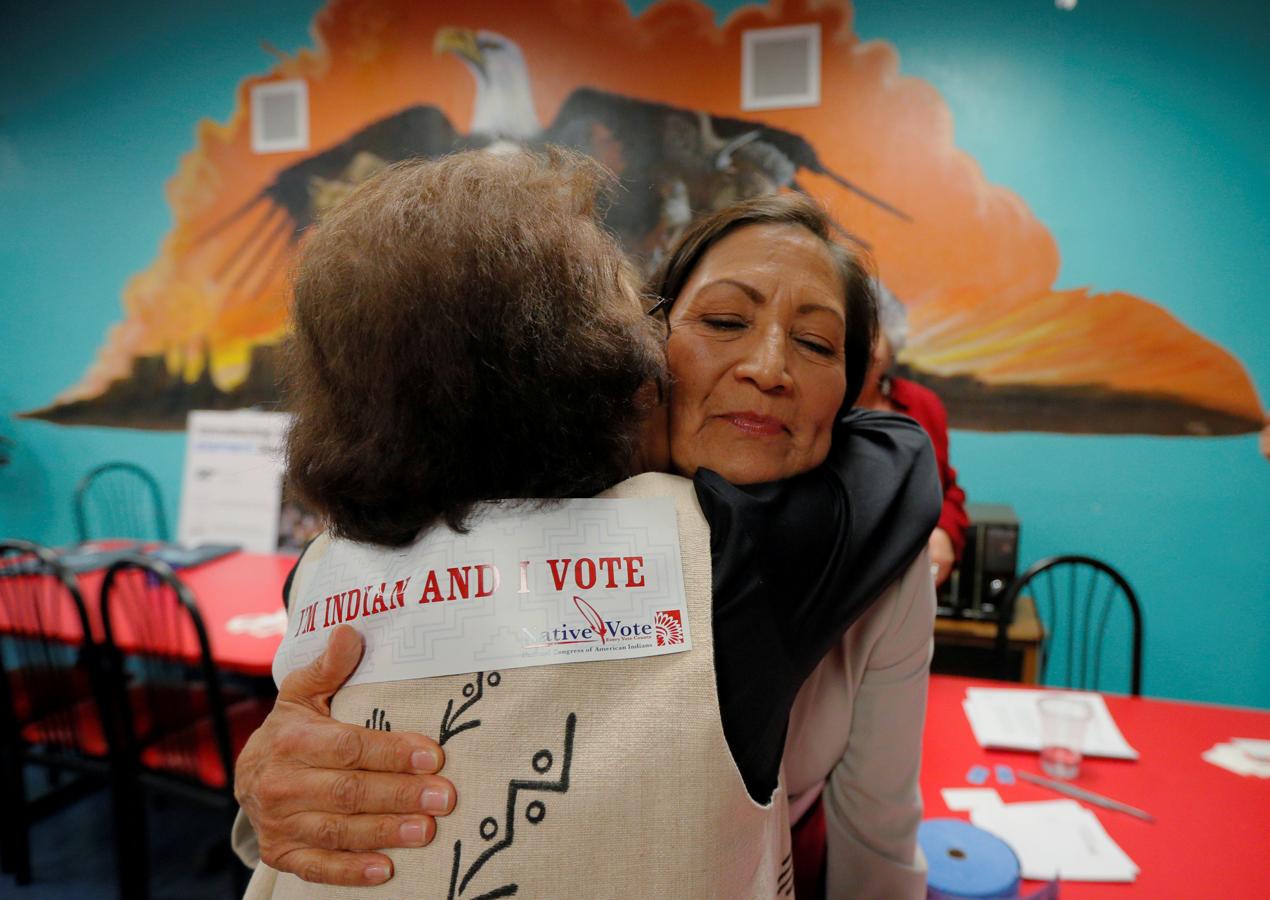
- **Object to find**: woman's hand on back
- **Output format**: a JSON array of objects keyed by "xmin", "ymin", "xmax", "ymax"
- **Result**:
[{"xmin": 234, "ymin": 625, "xmax": 456, "ymax": 886}]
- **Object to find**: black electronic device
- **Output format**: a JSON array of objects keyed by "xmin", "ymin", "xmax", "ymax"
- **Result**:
[{"xmin": 937, "ymin": 503, "xmax": 1020, "ymax": 620}]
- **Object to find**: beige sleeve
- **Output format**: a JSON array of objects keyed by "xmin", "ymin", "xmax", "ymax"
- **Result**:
[
  {"xmin": 821, "ymin": 550, "xmax": 935, "ymax": 900},
  {"xmin": 231, "ymin": 808, "xmax": 260, "ymax": 869},
  {"xmin": 241, "ymin": 859, "xmax": 280, "ymax": 900},
  {"xmin": 231, "ymin": 535, "xmax": 331, "ymax": 878}
]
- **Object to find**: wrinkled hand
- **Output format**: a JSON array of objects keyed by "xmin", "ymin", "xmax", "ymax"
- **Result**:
[
  {"xmin": 235, "ymin": 625, "xmax": 456, "ymax": 886},
  {"xmin": 928, "ymin": 527, "xmax": 955, "ymax": 587}
]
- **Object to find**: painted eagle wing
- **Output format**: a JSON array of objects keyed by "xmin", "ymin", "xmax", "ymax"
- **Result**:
[
  {"xmin": 196, "ymin": 105, "xmax": 465, "ymax": 299},
  {"xmin": 541, "ymin": 87, "xmax": 909, "ymax": 264},
  {"xmin": 705, "ymin": 111, "xmax": 912, "ymax": 221},
  {"xmin": 258, "ymin": 104, "xmax": 465, "ymax": 229},
  {"xmin": 540, "ymin": 88, "xmax": 678, "ymax": 257}
]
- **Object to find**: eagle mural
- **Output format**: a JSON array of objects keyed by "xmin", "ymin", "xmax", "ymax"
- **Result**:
[
  {"xmin": 192, "ymin": 27, "xmax": 909, "ymax": 306},
  {"xmin": 22, "ymin": 0, "xmax": 1263, "ymax": 436}
]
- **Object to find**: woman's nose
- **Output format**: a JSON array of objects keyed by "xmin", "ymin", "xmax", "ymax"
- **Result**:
[{"xmin": 734, "ymin": 326, "xmax": 794, "ymax": 393}]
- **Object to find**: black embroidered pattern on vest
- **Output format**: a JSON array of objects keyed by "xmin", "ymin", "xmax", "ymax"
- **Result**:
[
  {"xmin": 365, "ymin": 707, "xmax": 391, "ymax": 731},
  {"xmin": 438, "ymin": 670, "xmax": 501, "ymax": 747},
  {"xmin": 446, "ymin": 712, "xmax": 577, "ymax": 900},
  {"xmin": 777, "ymin": 851, "xmax": 794, "ymax": 896}
]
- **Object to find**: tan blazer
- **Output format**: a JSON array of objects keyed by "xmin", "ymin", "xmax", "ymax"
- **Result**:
[{"xmin": 785, "ymin": 550, "xmax": 935, "ymax": 900}]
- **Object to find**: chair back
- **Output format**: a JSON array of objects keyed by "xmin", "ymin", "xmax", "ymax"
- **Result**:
[
  {"xmin": 99, "ymin": 555, "xmax": 234, "ymax": 790},
  {"xmin": 998, "ymin": 555, "xmax": 1144, "ymax": 695},
  {"xmin": 74, "ymin": 462, "xmax": 169, "ymax": 543},
  {"xmin": 0, "ymin": 540, "xmax": 101, "ymax": 756}
]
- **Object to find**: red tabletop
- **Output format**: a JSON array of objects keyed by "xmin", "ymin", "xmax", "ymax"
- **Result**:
[
  {"xmin": 0, "ymin": 552, "xmax": 293, "ymax": 677},
  {"xmin": 922, "ymin": 675, "xmax": 1270, "ymax": 897}
]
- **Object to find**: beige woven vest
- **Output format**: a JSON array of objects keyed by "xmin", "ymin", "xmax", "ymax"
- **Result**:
[{"xmin": 245, "ymin": 472, "xmax": 792, "ymax": 900}]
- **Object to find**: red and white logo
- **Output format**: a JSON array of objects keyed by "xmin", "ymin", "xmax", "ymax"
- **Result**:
[{"xmin": 654, "ymin": 609, "xmax": 684, "ymax": 646}]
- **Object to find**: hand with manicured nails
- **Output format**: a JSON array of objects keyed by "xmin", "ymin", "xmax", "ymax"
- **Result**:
[{"xmin": 234, "ymin": 625, "xmax": 456, "ymax": 886}]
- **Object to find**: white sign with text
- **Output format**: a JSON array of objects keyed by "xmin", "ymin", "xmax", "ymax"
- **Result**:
[
  {"xmin": 272, "ymin": 497, "xmax": 691, "ymax": 687},
  {"xmin": 177, "ymin": 410, "xmax": 290, "ymax": 553}
]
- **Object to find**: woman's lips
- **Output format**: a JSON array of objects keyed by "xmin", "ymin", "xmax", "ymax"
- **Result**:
[{"xmin": 722, "ymin": 412, "xmax": 788, "ymax": 436}]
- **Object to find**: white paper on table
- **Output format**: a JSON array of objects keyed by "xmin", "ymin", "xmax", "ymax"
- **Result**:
[
  {"xmin": 940, "ymin": 787, "xmax": 1004, "ymax": 812},
  {"xmin": 1203, "ymin": 742, "xmax": 1270, "ymax": 778},
  {"xmin": 962, "ymin": 688, "xmax": 1139, "ymax": 759},
  {"xmin": 225, "ymin": 609, "xmax": 290, "ymax": 639},
  {"xmin": 178, "ymin": 410, "xmax": 291, "ymax": 554},
  {"xmin": 1230, "ymin": 737, "xmax": 1270, "ymax": 762},
  {"xmin": 970, "ymin": 799, "xmax": 1138, "ymax": 882}
]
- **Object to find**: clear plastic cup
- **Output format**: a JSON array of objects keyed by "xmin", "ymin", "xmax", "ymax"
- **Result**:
[{"xmin": 1037, "ymin": 694, "xmax": 1093, "ymax": 779}]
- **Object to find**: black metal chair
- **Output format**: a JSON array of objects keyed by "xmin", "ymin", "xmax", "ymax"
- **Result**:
[
  {"xmin": 996, "ymin": 555, "xmax": 1144, "ymax": 695},
  {"xmin": 74, "ymin": 462, "xmax": 170, "ymax": 543},
  {"xmin": 99, "ymin": 554, "xmax": 267, "ymax": 899},
  {"xmin": 0, "ymin": 539, "xmax": 114, "ymax": 887}
]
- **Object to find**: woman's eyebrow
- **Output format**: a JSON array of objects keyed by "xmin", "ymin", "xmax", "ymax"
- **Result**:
[
  {"xmin": 697, "ymin": 277, "xmax": 765, "ymax": 303},
  {"xmin": 696, "ymin": 278, "xmax": 845, "ymax": 326},
  {"xmin": 797, "ymin": 303, "xmax": 845, "ymax": 326}
]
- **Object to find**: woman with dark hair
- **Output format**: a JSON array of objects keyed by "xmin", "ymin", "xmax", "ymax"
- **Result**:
[
  {"xmin": 235, "ymin": 151, "xmax": 938, "ymax": 898},
  {"xmin": 647, "ymin": 197, "xmax": 939, "ymax": 899}
]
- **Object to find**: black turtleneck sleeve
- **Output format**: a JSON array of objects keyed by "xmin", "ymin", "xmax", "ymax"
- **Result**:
[{"xmin": 693, "ymin": 410, "xmax": 942, "ymax": 801}]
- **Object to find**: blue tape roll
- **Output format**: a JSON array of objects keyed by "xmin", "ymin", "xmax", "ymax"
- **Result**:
[{"xmin": 919, "ymin": 818, "xmax": 1021, "ymax": 899}]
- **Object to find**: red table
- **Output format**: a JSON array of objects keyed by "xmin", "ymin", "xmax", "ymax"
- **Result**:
[
  {"xmin": 922, "ymin": 675, "xmax": 1270, "ymax": 897},
  {"xmin": 0, "ymin": 552, "xmax": 293, "ymax": 677}
]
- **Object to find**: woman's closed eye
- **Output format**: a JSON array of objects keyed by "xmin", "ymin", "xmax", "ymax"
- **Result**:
[
  {"xmin": 697, "ymin": 315, "xmax": 841, "ymax": 358},
  {"xmin": 700, "ymin": 314, "xmax": 749, "ymax": 332},
  {"xmin": 795, "ymin": 334, "xmax": 838, "ymax": 358}
]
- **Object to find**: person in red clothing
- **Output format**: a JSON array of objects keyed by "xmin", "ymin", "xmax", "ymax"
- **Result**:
[{"xmin": 857, "ymin": 281, "xmax": 968, "ymax": 585}]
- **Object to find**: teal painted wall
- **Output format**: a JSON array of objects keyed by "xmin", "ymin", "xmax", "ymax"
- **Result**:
[
  {"xmin": 839, "ymin": 0, "xmax": 1270, "ymax": 709},
  {"xmin": 0, "ymin": 0, "xmax": 325, "ymax": 546},
  {"xmin": 2, "ymin": 1, "xmax": 1267, "ymax": 706}
]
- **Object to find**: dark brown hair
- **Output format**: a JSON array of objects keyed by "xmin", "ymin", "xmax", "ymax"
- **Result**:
[
  {"xmin": 647, "ymin": 193, "xmax": 878, "ymax": 412},
  {"xmin": 284, "ymin": 149, "xmax": 665, "ymax": 547}
]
